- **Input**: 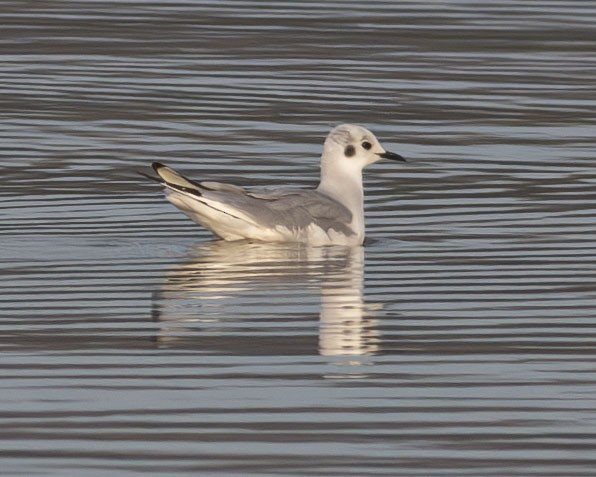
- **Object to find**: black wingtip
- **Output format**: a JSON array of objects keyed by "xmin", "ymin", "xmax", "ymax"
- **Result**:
[
  {"xmin": 152, "ymin": 162, "xmax": 166, "ymax": 173},
  {"xmin": 144, "ymin": 162, "xmax": 203, "ymax": 197},
  {"xmin": 139, "ymin": 162, "xmax": 167, "ymax": 184}
]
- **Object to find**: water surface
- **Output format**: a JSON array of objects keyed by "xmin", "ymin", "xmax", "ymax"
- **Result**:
[{"xmin": 1, "ymin": 1, "xmax": 596, "ymax": 476}]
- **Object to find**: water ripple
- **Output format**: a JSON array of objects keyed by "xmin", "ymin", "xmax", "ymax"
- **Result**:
[{"xmin": 1, "ymin": 1, "xmax": 596, "ymax": 476}]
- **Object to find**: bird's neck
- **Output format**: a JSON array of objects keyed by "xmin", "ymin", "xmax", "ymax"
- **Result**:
[{"xmin": 317, "ymin": 164, "xmax": 365, "ymax": 233}]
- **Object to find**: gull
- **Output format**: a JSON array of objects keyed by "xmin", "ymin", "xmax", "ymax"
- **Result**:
[{"xmin": 147, "ymin": 124, "xmax": 405, "ymax": 246}]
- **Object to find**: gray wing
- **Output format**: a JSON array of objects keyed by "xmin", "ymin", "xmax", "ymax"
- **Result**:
[
  {"xmin": 149, "ymin": 162, "xmax": 354, "ymax": 236},
  {"xmin": 202, "ymin": 187, "xmax": 354, "ymax": 236}
]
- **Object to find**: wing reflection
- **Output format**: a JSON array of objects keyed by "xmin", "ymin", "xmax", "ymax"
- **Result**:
[{"xmin": 152, "ymin": 241, "xmax": 379, "ymax": 356}]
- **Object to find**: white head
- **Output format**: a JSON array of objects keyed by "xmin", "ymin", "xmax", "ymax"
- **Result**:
[
  {"xmin": 317, "ymin": 123, "xmax": 405, "ymax": 210},
  {"xmin": 320, "ymin": 124, "xmax": 404, "ymax": 175},
  {"xmin": 316, "ymin": 124, "xmax": 405, "ymax": 240}
]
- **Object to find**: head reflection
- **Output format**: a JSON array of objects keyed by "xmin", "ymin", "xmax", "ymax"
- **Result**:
[{"xmin": 152, "ymin": 241, "xmax": 379, "ymax": 356}]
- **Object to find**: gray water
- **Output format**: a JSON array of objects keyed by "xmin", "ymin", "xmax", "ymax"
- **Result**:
[{"xmin": 2, "ymin": 1, "xmax": 596, "ymax": 476}]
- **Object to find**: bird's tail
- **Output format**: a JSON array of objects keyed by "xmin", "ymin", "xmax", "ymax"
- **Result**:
[{"xmin": 145, "ymin": 162, "xmax": 203, "ymax": 196}]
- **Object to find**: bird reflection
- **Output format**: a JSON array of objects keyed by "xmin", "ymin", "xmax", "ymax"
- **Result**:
[{"xmin": 151, "ymin": 241, "xmax": 380, "ymax": 356}]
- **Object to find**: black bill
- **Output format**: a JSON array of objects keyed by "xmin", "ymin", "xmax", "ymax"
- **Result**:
[{"xmin": 377, "ymin": 151, "xmax": 406, "ymax": 162}]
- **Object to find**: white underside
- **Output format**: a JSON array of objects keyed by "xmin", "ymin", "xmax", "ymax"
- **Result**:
[{"xmin": 166, "ymin": 191, "xmax": 363, "ymax": 246}]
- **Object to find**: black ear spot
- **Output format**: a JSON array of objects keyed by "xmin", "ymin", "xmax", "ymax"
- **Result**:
[{"xmin": 344, "ymin": 145, "xmax": 356, "ymax": 157}]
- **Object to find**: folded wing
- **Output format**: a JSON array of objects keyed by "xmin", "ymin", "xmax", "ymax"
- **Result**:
[{"xmin": 150, "ymin": 162, "xmax": 355, "ymax": 240}]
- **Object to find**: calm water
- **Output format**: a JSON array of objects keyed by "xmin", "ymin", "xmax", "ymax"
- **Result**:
[{"xmin": 2, "ymin": 1, "xmax": 596, "ymax": 475}]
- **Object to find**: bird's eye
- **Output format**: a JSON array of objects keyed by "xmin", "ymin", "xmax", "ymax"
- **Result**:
[{"xmin": 362, "ymin": 141, "xmax": 372, "ymax": 150}]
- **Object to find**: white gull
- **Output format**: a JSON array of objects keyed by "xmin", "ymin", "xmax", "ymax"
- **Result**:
[{"xmin": 148, "ymin": 124, "xmax": 405, "ymax": 246}]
